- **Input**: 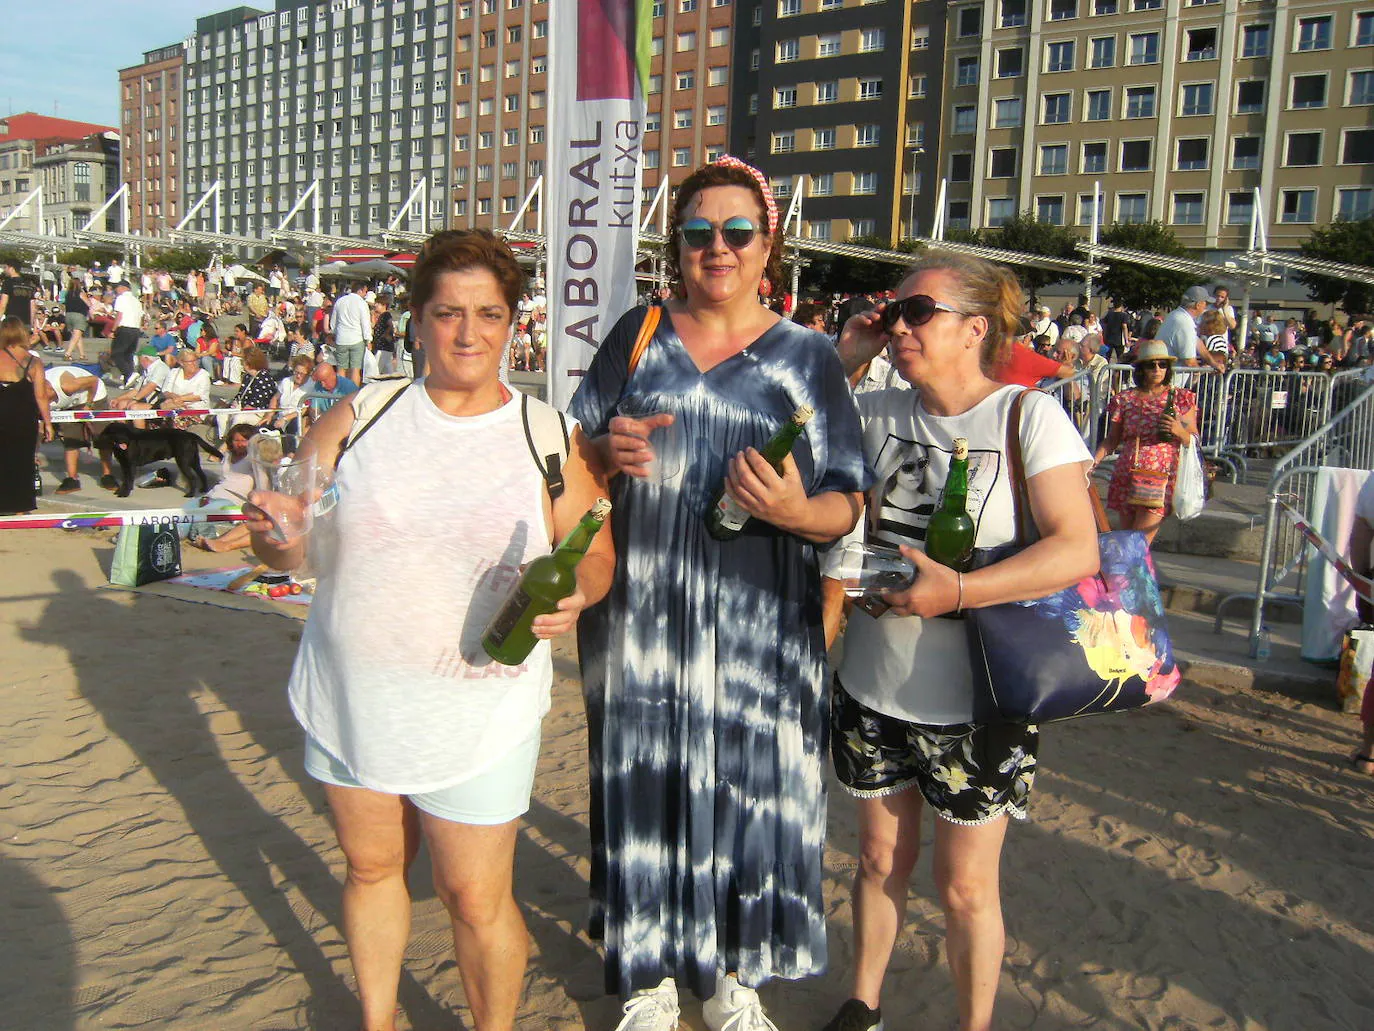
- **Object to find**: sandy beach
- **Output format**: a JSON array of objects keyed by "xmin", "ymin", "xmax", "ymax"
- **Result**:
[{"xmin": 3, "ymin": 527, "xmax": 1373, "ymax": 1030}]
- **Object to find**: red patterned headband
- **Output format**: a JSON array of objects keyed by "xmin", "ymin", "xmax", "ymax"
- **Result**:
[{"xmin": 712, "ymin": 155, "xmax": 779, "ymax": 235}]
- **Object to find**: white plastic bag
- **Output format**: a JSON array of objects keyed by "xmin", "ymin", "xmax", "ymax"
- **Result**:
[{"xmin": 1173, "ymin": 438, "xmax": 1206, "ymax": 521}]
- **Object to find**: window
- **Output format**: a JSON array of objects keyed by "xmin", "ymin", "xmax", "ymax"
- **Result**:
[
  {"xmin": 856, "ymin": 124, "xmax": 880, "ymax": 146},
  {"xmin": 1337, "ymin": 188, "xmax": 1374, "ymax": 220},
  {"xmin": 476, "ymin": 164, "xmax": 493, "ymax": 182},
  {"xmin": 1172, "ymin": 192, "xmax": 1204, "ymax": 225},
  {"xmin": 816, "ymin": 81, "xmax": 838, "ymax": 104},
  {"xmin": 710, "ymin": 26, "xmax": 729, "ymax": 46},
  {"xmin": 1043, "ymin": 93, "xmax": 1071, "ymax": 124},
  {"xmin": 1129, "ymin": 32, "xmax": 1160, "ymax": 64},
  {"xmin": 953, "ymin": 105, "xmax": 977, "ymax": 134},
  {"xmin": 1296, "ymin": 15, "xmax": 1332, "ymax": 51},
  {"xmin": 1132, "ymin": 0, "xmax": 1161, "ymax": 8},
  {"xmin": 1185, "ymin": 27, "xmax": 1217, "ymax": 61},
  {"xmin": 1241, "ymin": 23, "xmax": 1270, "ymax": 58},
  {"xmin": 479, "ymin": 97, "xmax": 494, "ymax": 116},
  {"xmin": 948, "ymin": 200, "xmax": 971, "ymax": 229},
  {"xmin": 1082, "ymin": 141, "xmax": 1108, "ymax": 173},
  {"xmin": 677, "ymin": 70, "xmax": 695, "ymax": 90},
  {"xmin": 1176, "ymin": 138, "xmax": 1209, "ymax": 170},
  {"xmin": 912, "ymin": 25, "xmax": 930, "ymax": 49},
  {"xmin": 1094, "ymin": 0, "xmax": 1118, "ymax": 13},
  {"xmin": 1046, "ymin": 41, "xmax": 1074, "ymax": 71},
  {"xmin": 859, "ymin": 78, "xmax": 883, "ymax": 100},
  {"xmin": 1078, "ymin": 191, "xmax": 1106, "ymax": 226},
  {"xmin": 1226, "ymin": 191, "xmax": 1255, "ymax": 225},
  {"xmin": 676, "ymin": 31, "xmax": 696, "ymax": 51},
  {"xmin": 808, "ymin": 220, "xmax": 832, "ymax": 242},
  {"xmin": 707, "ymin": 105, "xmax": 726, "ymax": 126},
  {"xmin": 1357, "ymin": 12, "xmax": 1374, "ymax": 46},
  {"xmin": 772, "ymin": 131, "xmax": 796, "ymax": 154},
  {"xmin": 778, "ymin": 0, "xmax": 801, "ymax": 15},
  {"xmin": 987, "ymin": 198, "xmax": 1015, "ymax": 227},
  {"xmin": 673, "ymin": 109, "xmax": 692, "ymax": 129},
  {"xmin": 708, "ymin": 66, "xmax": 728, "ymax": 87},
  {"xmin": 1090, "ymin": 36, "xmax": 1116, "ymax": 68},
  {"xmin": 505, "ymin": 94, "xmax": 520, "ymax": 112},
  {"xmin": 997, "ymin": 48, "xmax": 1024, "ymax": 78},
  {"xmin": 860, "ymin": 28, "xmax": 886, "ymax": 52},
  {"xmin": 777, "ymin": 39, "xmax": 799, "ymax": 62},
  {"xmin": 1180, "ymin": 82, "xmax": 1214, "ymax": 116},
  {"xmin": 909, "ymin": 74, "xmax": 928, "ymax": 97},
  {"xmin": 1117, "ymin": 193, "xmax": 1148, "ymax": 223},
  {"xmin": 530, "ymin": 127, "xmax": 544, "ymax": 144},
  {"xmin": 1236, "ymin": 80, "xmax": 1266, "ymax": 114},
  {"xmin": 1290, "ymin": 74, "xmax": 1327, "ymax": 109},
  {"xmin": 1353, "ymin": 70, "xmax": 1374, "ymax": 105},
  {"xmin": 503, "ymin": 128, "xmax": 519, "ymax": 146},
  {"xmin": 811, "ymin": 172, "xmax": 834, "ymax": 196},
  {"xmin": 1086, "ymin": 89, "xmax": 1111, "ymax": 120},
  {"xmin": 989, "ymin": 147, "xmax": 1018, "ymax": 177},
  {"xmin": 1049, "ymin": 0, "xmax": 1077, "ymax": 20},
  {"xmin": 1280, "ymin": 188, "xmax": 1316, "ymax": 222},
  {"xmin": 950, "ymin": 153, "xmax": 974, "ymax": 182},
  {"xmin": 1040, "ymin": 144, "xmax": 1068, "ymax": 174},
  {"xmin": 644, "ymin": 111, "xmax": 661, "ymax": 132},
  {"xmin": 672, "ymin": 148, "xmax": 691, "ymax": 166},
  {"xmin": 1120, "ymin": 139, "xmax": 1152, "ymax": 171},
  {"xmin": 642, "ymin": 151, "xmax": 660, "ymax": 169},
  {"xmin": 1125, "ymin": 86, "xmax": 1156, "ymax": 118},
  {"xmin": 648, "ymin": 74, "xmax": 662, "ymax": 95},
  {"xmin": 1231, "ymin": 135, "xmax": 1261, "ymax": 169},
  {"xmin": 1037, "ymin": 196, "xmax": 1065, "ymax": 225},
  {"xmin": 956, "ymin": 57, "xmax": 980, "ymax": 87},
  {"xmin": 908, "ymin": 122, "xmax": 926, "ymax": 147},
  {"xmin": 479, "ymin": 131, "xmax": 494, "ymax": 149},
  {"xmin": 501, "ymin": 161, "xmax": 518, "ymax": 179},
  {"xmin": 1344, "ymin": 129, "xmax": 1374, "ymax": 164},
  {"xmin": 994, "ymin": 97, "xmax": 1024, "ymax": 127},
  {"xmin": 957, "ymin": 7, "xmax": 982, "ymax": 37},
  {"xmin": 853, "ymin": 172, "xmax": 878, "ymax": 195},
  {"xmin": 1286, "ymin": 132, "xmax": 1322, "ymax": 166},
  {"xmin": 851, "ymin": 219, "xmax": 876, "ymax": 238}
]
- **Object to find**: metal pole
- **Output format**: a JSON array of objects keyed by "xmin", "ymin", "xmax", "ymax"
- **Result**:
[{"xmin": 1249, "ymin": 492, "xmax": 1281, "ymax": 657}]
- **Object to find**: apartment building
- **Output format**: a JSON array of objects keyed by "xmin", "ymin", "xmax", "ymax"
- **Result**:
[
  {"xmin": 449, "ymin": 0, "xmax": 735, "ymax": 234},
  {"xmin": 119, "ymin": 44, "xmax": 187, "ymax": 235},
  {"xmin": 0, "ymin": 113, "xmax": 117, "ymax": 234},
  {"xmin": 939, "ymin": 0, "xmax": 1374, "ymax": 249},
  {"xmin": 34, "ymin": 133, "xmax": 122, "ymax": 237},
  {"xmin": 181, "ymin": 0, "xmax": 454, "ymax": 241},
  {"xmin": 736, "ymin": 0, "xmax": 943, "ymax": 245}
]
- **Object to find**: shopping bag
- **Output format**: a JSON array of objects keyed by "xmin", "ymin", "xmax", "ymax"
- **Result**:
[
  {"xmin": 1173, "ymin": 438, "xmax": 1206, "ymax": 521},
  {"xmin": 1336, "ymin": 626, "xmax": 1374, "ymax": 714},
  {"xmin": 110, "ymin": 523, "xmax": 183, "ymax": 587}
]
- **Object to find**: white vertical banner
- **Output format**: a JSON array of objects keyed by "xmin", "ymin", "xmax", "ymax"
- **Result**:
[{"xmin": 546, "ymin": 0, "xmax": 648, "ymax": 410}]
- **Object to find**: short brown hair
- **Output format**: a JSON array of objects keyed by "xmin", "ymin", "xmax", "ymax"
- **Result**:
[
  {"xmin": 288, "ymin": 354, "xmax": 315, "ymax": 375},
  {"xmin": 241, "ymin": 345, "xmax": 268, "ymax": 372},
  {"xmin": 410, "ymin": 229, "xmax": 523, "ymax": 316},
  {"xmin": 0, "ymin": 316, "xmax": 28, "ymax": 352},
  {"xmin": 898, "ymin": 254, "xmax": 1024, "ymax": 375},
  {"xmin": 665, "ymin": 163, "xmax": 785, "ymax": 300}
]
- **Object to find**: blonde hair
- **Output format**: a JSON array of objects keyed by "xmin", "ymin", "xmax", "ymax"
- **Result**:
[
  {"xmin": 901, "ymin": 253, "xmax": 1024, "ymax": 373},
  {"xmin": 1197, "ymin": 309, "xmax": 1227, "ymax": 338},
  {"xmin": 0, "ymin": 316, "xmax": 27, "ymax": 352}
]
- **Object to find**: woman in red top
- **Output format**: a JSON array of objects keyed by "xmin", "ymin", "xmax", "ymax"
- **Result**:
[{"xmin": 1091, "ymin": 340, "xmax": 1200, "ymax": 544}]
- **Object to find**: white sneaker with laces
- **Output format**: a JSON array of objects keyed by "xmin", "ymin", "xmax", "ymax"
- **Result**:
[
  {"xmin": 613, "ymin": 977, "xmax": 680, "ymax": 1031},
  {"xmin": 702, "ymin": 974, "xmax": 781, "ymax": 1031}
]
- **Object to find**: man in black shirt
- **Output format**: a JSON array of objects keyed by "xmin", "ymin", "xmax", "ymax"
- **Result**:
[
  {"xmin": 1100, "ymin": 298, "xmax": 1131, "ymax": 362},
  {"xmin": 0, "ymin": 262, "xmax": 37, "ymax": 330}
]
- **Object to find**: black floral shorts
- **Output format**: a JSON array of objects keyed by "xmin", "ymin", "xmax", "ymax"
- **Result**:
[{"xmin": 831, "ymin": 677, "xmax": 1040, "ymax": 826}]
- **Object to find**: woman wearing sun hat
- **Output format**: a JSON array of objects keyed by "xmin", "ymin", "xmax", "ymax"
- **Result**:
[{"xmin": 1091, "ymin": 339, "xmax": 1200, "ymax": 544}]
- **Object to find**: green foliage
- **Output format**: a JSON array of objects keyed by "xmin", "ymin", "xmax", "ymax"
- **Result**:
[
  {"xmin": 799, "ymin": 234, "xmax": 922, "ymax": 295},
  {"xmin": 143, "ymin": 246, "xmax": 212, "ymax": 274},
  {"xmin": 1095, "ymin": 221, "xmax": 1198, "ymax": 310},
  {"xmin": 1296, "ymin": 218, "xmax": 1374, "ymax": 314},
  {"xmin": 55, "ymin": 246, "xmax": 122, "ymax": 268},
  {"xmin": 979, "ymin": 212, "xmax": 1082, "ymax": 304}
]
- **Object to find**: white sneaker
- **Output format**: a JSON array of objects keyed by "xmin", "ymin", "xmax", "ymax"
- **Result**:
[
  {"xmin": 613, "ymin": 977, "xmax": 680, "ymax": 1031},
  {"xmin": 702, "ymin": 975, "xmax": 780, "ymax": 1031}
]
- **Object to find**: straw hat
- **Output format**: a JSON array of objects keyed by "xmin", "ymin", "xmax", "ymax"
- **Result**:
[{"xmin": 1133, "ymin": 340, "xmax": 1176, "ymax": 365}]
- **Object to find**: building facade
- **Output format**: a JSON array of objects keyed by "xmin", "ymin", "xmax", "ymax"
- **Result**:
[
  {"xmin": 119, "ymin": 44, "xmax": 187, "ymax": 236},
  {"xmin": 937, "ymin": 0, "xmax": 1374, "ymax": 248},
  {"xmin": 181, "ymin": 0, "xmax": 455, "ymax": 240},
  {"xmin": 0, "ymin": 113, "xmax": 118, "ymax": 234},
  {"xmin": 34, "ymin": 133, "xmax": 122, "ymax": 236}
]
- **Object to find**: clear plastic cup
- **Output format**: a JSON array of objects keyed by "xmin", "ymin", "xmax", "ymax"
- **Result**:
[
  {"xmin": 616, "ymin": 395, "xmax": 683, "ymax": 483},
  {"xmin": 247, "ymin": 433, "xmax": 318, "ymax": 543},
  {"xmin": 836, "ymin": 541, "xmax": 917, "ymax": 598}
]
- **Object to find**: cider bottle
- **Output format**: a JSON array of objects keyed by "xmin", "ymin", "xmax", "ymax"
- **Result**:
[
  {"xmin": 925, "ymin": 437, "xmax": 975, "ymax": 574},
  {"xmin": 706, "ymin": 404, "xmax": 815, "ymax": 541}
]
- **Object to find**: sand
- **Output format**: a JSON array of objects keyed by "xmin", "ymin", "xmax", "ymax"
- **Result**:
[{"xmin": 3, "ymin": 528, "xmax": 1374, "ymax": 1030}]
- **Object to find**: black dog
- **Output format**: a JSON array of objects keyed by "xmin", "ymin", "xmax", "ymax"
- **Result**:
[{"xmin": 96, "ymin": 423, "xmax": 224, "ymax": 498}]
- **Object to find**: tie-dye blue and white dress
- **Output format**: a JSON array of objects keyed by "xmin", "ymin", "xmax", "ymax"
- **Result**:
[{"xmin": 569, "ymin": 306, "xmax": 868, "ymax": 999}]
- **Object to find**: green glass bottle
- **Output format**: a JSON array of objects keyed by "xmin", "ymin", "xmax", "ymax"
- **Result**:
[
  {"xmin": 706, "ymin": 404, "xmax": 815, "ymax": 541},
  {"xmin": 482, "ymin": 497, "xmax": 612, "ymax": 665},
  {"xmin": 925, "ymin": 437, "xmax": 975, "ymax": 575},
  {"xmin": 1157, "ymin": 389, "xmax": 1177, "ymax": 444}
]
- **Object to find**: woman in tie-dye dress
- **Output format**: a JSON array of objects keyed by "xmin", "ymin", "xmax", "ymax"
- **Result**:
[{"xmin": 570, "ymin": 159, "xmax": 868, "ymax": 1031}]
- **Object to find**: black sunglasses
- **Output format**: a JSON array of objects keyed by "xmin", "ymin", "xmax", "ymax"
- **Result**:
[
  {"xmin": 1138, "ymin": 359, "xmax": 1171, "ymax": 370},
  {"xmin": 679, "ymin": 216, "xmax": 763, "ymax": 250},
  {"xmin": 880, "ymin": 294, "xmax": 971, "ymax": 332}
]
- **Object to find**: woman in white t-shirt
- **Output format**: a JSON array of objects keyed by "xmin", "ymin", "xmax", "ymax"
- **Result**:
[{"xmin": 822, "ymin": 254, "xmax": 1099, "ymax": 1031}]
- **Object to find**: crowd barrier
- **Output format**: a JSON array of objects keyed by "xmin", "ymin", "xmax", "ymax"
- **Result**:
[{"xmin": 49, "ymin": 407, "xmax": 286, "ymax": 424}]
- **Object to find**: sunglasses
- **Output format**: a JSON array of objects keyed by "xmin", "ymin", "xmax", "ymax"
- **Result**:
[
  {"xmin": 679, "ymin": 216, "xmax": 763, "ymax": 250},
  {"xmin": 1138, "ymin": 360, "xmax": 1171, "ymax": 370},
  {"xmin": 880, "ymin": 294, "xmax": 972, "ymax": 332}
]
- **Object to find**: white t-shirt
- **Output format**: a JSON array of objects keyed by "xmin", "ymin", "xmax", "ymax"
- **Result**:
[
  {"xmin": 45, "ymin": 366, "xmax": 107, "ymax": 408},
  {"xmin": 1062, "ymin": 325, "xmax": 1088, "ymax": 344},
  {"xmin": 828, "ymin": 385, "xmax": 1092, "ymax": 724},
  {"xmin": 853, "ymin": 351, "xmax": 911, "ymax": 396},
  {"xmin": 113, "ymin": 291, "xmax": 143, "ymax": 329},
  {"xmin": 138, "ymin": 358, "xmax": 173, "ymax": 392},
  {"xmin": 164, "ymin": 366, "xmax": 212, "ymax": 405}
]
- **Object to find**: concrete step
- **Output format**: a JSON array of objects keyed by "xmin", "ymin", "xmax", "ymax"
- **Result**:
[{"xmin": 1151, "ymin": 550, "xmax": 1304, "ymax": 625}]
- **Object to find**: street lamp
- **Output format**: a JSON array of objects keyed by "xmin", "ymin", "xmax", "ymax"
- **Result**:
[{"xmin": 907, "ymin": 146, "xmax": 925, "ymax": 241}]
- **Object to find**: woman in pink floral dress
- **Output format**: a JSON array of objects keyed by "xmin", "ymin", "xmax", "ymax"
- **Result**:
[{"xmin": 1092, "ymin": 340, "xmax": 1200, "ymax": 544}]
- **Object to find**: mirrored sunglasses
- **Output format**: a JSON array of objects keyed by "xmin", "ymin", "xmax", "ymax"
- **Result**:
[
  {"xmin": 880, "ymin": 294, "xmax": 971, "ymax": 332},
  {"xmin": 679, "ymin": 216, "xmax": 762, "ymax": 250}
]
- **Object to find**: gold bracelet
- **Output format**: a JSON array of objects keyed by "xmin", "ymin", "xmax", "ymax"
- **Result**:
[{"xmin": 956, "ymin": 571, "xmax": 964, "ymax": 614}]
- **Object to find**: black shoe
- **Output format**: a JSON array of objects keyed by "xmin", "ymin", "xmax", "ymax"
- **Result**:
[
  {"xmin": 821, "ymin": 999, "xmax": 883, "ymax": 1031},
  {"xmin": 56, "ymin": 477, "xmax": 81, "ymax": 494},
  {"xmin": 98, "ymin": 474, "xmax": 118, "ymax": 490}
]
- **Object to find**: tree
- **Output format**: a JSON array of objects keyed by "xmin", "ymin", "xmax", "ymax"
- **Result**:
[
  {"xmin": 55, "ymin": 245, "xmax": 122, "ymax": 269},
  {"xmin": 1094, "ymin": 220, "xmax": 1199, "ymax": 311},
  {"xmin": 980, "ymin": 212, "xmax": 1081, "ymax": 305},
  {"xmin": 1296, "ymin": 217, "xmax": 1374, "ymax": 315},
  {"xmin": 143, "ymin": 245, "xmax": 212, "ymax": 274},
  {"xmin": 800, "ymin": 235, "xmax": 921, "ymax": 295}
]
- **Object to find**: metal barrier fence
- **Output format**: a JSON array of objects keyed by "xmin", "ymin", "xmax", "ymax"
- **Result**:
[{"xmin": 1214, "ymin": 383, "xmax": 1374, "ymax": 654}]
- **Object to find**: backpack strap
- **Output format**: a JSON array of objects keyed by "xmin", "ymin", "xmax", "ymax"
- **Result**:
[
  {"xmin": 335, "ymin": 376, "xmax": 411, "ymax": 469},
  {"xmin": 521, "ymin": 392, "xmax": 571, "ymax": 501},
  {"xmin": 627, "ymin": 304, "xmax": 662, "ymax": 377}
]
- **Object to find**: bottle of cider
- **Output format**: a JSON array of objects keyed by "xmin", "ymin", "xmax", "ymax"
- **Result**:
[
  {"xmin": 482, "ymin": 498, "xmax": 612, "ymax": 665},
  {"xmin": 925, "ymin": 437, "xmax": 975, "ymax": 576},
  {"xmin": 1157, "ymin": 390, "xmax": 1178, "ymax": 444},
  {"xmin": 706, "ymin": 404, "xmax": 815, "ymax": 541}
]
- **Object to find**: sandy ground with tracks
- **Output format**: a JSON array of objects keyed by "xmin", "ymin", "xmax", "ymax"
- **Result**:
[{"xmin": 3, "ymin": 529, "xmax": 1373, "ymax": 1030}]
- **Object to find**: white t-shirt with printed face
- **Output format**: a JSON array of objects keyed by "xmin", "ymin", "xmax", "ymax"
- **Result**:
[{"xmin": 828, "ymin": 384, "xmax": 1093, "ymax": 725}]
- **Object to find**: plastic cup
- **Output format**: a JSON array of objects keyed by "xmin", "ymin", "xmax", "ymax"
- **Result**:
[
  {"xmin": 835, "ymin": 541, "xmax": 917, "ymax": 598},
  {"xmin": 247, "ymin": 433, "xmax": 318, "ymax": 543},
  {"xmin": 616, "ymin": 396, "xmax": 683, "ymax": 483}
]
